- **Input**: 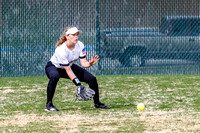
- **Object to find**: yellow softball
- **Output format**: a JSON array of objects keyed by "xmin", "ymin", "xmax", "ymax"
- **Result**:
[{"xmin": 137, "ymin": 103, "xmax": 145, "ymax": 111}]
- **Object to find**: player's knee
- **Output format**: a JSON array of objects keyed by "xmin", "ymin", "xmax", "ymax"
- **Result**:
[
  {"xmin": 91, "ymin": 76, "xmax": 97, "ymax": 82},
  {"xmin": 89, "ymin": 76, "xmax": 98, "ymax": 86},
  {"xmin": 49, "ymin": 73, "xmax": 60, "ymax": 82}
]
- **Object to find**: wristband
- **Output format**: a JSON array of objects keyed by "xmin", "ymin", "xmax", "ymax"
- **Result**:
[{"xmin": 72, "ymin": 78, "xmax": 81, "ymax": 86}]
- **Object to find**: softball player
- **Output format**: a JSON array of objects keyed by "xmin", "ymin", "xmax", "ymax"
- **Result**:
[{"xmin": 45, "ymin": 26, "xmax": 110, "ymax": 111}]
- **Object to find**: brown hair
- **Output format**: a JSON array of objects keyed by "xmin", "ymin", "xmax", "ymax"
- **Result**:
[{"xmin": 56, "ymin": 26, "xmax": 74, "ymax": 47}]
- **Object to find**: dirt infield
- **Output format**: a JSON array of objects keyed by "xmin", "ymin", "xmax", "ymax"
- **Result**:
[{"xmin": 1, "ymin": 110, "xmax": 199, "ymax": 132}]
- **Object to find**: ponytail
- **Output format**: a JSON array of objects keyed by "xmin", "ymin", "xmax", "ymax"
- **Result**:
[{"xmin": 56, "ymin": 35, "xmax": 67, "ymax": 47}]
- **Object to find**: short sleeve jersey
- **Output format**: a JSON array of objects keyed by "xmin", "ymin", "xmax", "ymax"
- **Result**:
[{"xmin": 50, "ymin": 41, "xmax": 86, "ymax": 68}]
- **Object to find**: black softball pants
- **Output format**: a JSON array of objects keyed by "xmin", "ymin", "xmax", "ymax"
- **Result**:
[{"xmin": 45, "ymin": 61, "xmax": 100, "ymax": 104}]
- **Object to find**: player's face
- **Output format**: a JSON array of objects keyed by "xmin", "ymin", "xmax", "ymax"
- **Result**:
[{"xmin": 67, "ymin": 32, "xmax": 79, "ymax": 44}]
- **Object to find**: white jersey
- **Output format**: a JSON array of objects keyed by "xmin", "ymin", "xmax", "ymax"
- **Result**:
[{"xmin": 50, "ymin": 41, "xmax": 86, "ymax": 68}]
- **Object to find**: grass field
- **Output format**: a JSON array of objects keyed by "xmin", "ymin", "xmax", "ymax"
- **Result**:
[{"xmin": 0, "ymin": 75, "xmax": 200, "ymax": 132}]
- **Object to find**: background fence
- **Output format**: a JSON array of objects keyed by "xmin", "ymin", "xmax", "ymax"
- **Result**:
[{"xmin": 1, "ymin": 0, "xmax": 200, "ymax": 77}]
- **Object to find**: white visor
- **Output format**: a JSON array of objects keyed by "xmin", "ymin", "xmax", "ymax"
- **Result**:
[{"xmin": 66, "ymin": 27, "xmax": 82, "ymax": 35}]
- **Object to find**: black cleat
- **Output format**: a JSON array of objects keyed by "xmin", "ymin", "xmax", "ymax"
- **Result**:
[
  {"xmin": 45, "ymin": 102, "xmax": 59, "ymax": 112},
  {"xmin": 94, "ymin": 102, "xmax": 110, "ymax": 109}
]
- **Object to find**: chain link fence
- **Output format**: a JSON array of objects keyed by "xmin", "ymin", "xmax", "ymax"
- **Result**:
[{"xmin": 1, "ymin": 0, "xmax": 200, "ymax": 77}]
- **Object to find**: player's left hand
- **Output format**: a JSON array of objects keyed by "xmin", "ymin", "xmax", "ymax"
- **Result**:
[{"xmin": 89, "ymin": 55, "xmax": 99, "ymax": 66}]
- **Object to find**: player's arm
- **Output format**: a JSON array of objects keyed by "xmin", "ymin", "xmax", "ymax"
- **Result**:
[
  {"xmin": 64, "ymin": 66, "xmax": 81, "ymax": 86},
  {"xmin": 80, "ymin": 55, "xmax": 99, "ymax": 68}
]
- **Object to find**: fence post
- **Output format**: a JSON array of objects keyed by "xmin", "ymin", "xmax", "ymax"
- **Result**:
[
  {"xmin": 0, "ymin": 43, "xmax": 1, "ymax": 77},
  {"xmin": 96, "ymin": 0, "xmax": 101, "ymax": 75}
]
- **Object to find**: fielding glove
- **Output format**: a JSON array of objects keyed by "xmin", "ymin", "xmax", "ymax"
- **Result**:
[{"xmin": 76, "ymin": 85, "xmax": 95, "ymax": 101}]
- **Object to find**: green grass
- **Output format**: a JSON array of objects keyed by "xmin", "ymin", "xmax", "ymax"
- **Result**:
[{"xmin": 0, "ymin": 75, "xmax": 200, "ymax": 132}]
